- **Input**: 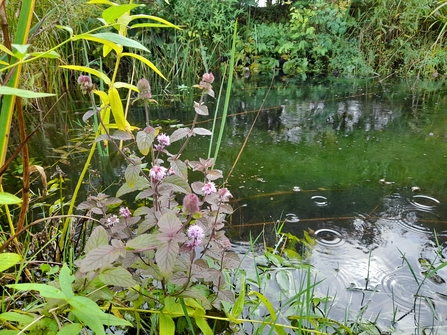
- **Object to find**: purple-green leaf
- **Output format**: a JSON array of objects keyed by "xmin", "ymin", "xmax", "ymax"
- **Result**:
[
  {"xmin": 125, "ymin": 164, "xmax": 142, "ymax": 188},
  {"xmin": 79, "ymin": 245, "xmax": 122, "ymax": 272},
  {"xmin": 156, "ymin": 239, "xmax": 179, "ymax": 277},
  {"xmin": 170, "ymin": 128, "xmax": 190, "ymax": 142},
  {"xmin": 193, "ymin": 128, "xmax": 212, "ymax": 136},
  {"xmin": 85, "ymin": 226, "xmax": 109, "ymax": 254},
  {"xmin": 162, "ymin": 175, "xmax": 191, "ymax": 194},
  {"xmin": 98, "ymin": 266, "xmax": 137, "ymax": 287},
  {"xmin": 157, "ymin": 212, "xmax": 182, "ymax": 235},
  {"xmin": 136, "ymin": 130, "xmax": 155, "ymax": 156},
  {"xmin": 126, "ymin": 234, "xmax": 158, "ymax": 250},
  {"xmin": 193, "ymin": 101, "xmax": 209, "ymax": 115}
]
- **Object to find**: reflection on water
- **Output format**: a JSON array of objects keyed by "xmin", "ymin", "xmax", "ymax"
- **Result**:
[{"xmin": 224, "ymin": 77, "xmax": 447, "ymax": 334}]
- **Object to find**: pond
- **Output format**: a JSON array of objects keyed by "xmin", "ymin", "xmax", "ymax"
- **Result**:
[{"xmin": 28, "ymin": 74, "xmax": 447, "ymax": 334}]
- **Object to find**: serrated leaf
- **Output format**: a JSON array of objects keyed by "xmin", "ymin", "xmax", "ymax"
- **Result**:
[
  {"xmin": 79, "ymin": 245, "xmax": 122, "ymax": 272},
  {"xmin": 162, "ymin": 175, "xmax": 191, "ymax": 194},
  {"xmin": 0, "ymin": 312, "xmax": 34, "ymax": 324},
  {"xmin": 137, "ymin": 217, "xmax": 157, "ymax": 234},
  {"xmin": 168, "ymin": 158, "xmax": 188, "ymax": 179},
  {"xmin": 99, "ymin": 266, "xmax": 137, "ymax": 287},
  {"xmin": 59, "ymin": 264, "xmax": 75, "ymax": 299},
  {"xmin": 170, "ymin": 128, "xmax": 190, "ymax": 142},
  {"xmin": 157, "ymin": 212, "xmax": 182, "ymax": 234},
  {"xmin": 0, "ymin": 253, "xmax": 22, "ymax": 272},
  {"xmin": 193, "ymin": 101, "xmax": 208, "ymax": 115},
  {"xmin": 156, "ymin": 239, "xmax": 179, "ymax": 277},
  {"xmin": 133, "ymin": 206, "xmax": 151, "ymax": 216},
  {"xmin": 126, "ymin": 234, "xmax": 158, "ymax": 250},
  {"xmin": 60, "ymin": 65, "xmax": 111, "ymax": 85},
  {"xmin": 85, "ymin": 226, "xmax": 109, "ymax": 253},
  {"xmin": 193, "ymin": 127, "xmax": 212, "ymax": 136},
  {"xmin": 102, "ymin": 4, "xmax": 141, "ymax": 24},
  {"xmin": 136, "ymin": 130, "xmax": 155, "ymax": 156},
  {"xmin": 223, "ymin": 252, "xmax": 240, "ymax": 269},
  {"xmin": 7, "ymin": 283, "xmax": 65, "ymax": 300},
  {"xmin": 56, "ymin": 323, "xmax": 82, "ymax": 335},
  {"xmin": 125, "ymin": 164, "xmax": 141, "ymax": 188},
  {"xmin": 110, "ymin": 129, "xmax": 133, "ymax": 141}
]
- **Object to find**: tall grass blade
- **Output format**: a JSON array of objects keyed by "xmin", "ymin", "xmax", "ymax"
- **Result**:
[{"xmin": 212, "ymin": 20, "xmax": 237, "ymax": 166}]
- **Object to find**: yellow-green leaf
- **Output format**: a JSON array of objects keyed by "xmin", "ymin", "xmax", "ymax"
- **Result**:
[
  {"xmin": 0, "ymin": 253, "xmax": 22, "ymax": 272},
  {"xmin": 87, "ymin": 0, "xmax": 115, "ymax": 4},
  {"xmin": 60, "ymin": 65, "xmax": 111, "ymax": 85},
  {"xmin": 129, "ymin": 14, "xmax": 180, "ymax": 29},
  {"xmin": 0, "ymin": 87, "xmax": 55, "ymax": 99},
  {"xmin": 114, "ymin": 82, "xmax": 138, "ymax": 91},
  {"xmin": 0, "ymin": 43, "xmax": 14, "ymax": 57},
  {"xmin": 102, "ymin": 4, "xmax": 141, "ymax": 24},
  {"xmin": 159, "ymin": 313, "xmax": 175, "ymax": 335},
  {"xmin": 108, "ymin": 86, "xmax": 128, "ymax": 131},
  {"xmin": 72, "ymin": 34, "xmax": 120, "ymax": 54},
  {"xmin": 0, "ymin": 192, "xmax": 22, "ymax": 204},
  {"xmin": 122, "ymin": 52, "xmax": 166, "ymax": 80}
]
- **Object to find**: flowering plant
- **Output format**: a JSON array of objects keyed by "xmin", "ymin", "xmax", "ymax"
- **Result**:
[{"xmin": 74, "ymin": 71, "xmax": 239, "ymax": 333}]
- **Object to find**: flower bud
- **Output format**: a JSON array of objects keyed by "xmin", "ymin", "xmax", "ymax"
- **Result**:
[
  {"xmin": 202, "ymin": 72, "xmax": 214, "ymax": 83},
  {"xmin": 137, "ymin": 78, "xmax": 152, "ymax": 99},
  {"xmin": 183, "ymin": 193, "xmax": 200, "ymax": 214}
]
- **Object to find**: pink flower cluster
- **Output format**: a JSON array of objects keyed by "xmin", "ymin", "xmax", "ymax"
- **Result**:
[
  {"xmin": 186, "ymin": 225, "xmax": 204, "ymax": 248},
  {"xmin": 105, "ymin": 214, "xmax": 119, "ymax": 228},
  {"xmin": 119, "ymin": 207, "xmax": 131, "ymax": 219},
  {"xmin": 155, "ymin": 133, "xmax": 170, "ymax": 151},
  {"xmin": 202, "ymin": 182, "xmax": 217, "ymax": 195},
  {"xmin": 150, "ymin": 165, "xmax": 167, "ymax": 182}
]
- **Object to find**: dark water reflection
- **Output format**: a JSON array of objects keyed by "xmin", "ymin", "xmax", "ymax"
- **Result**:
[{"xmin": 27, "ymin": 75, "xmax": 447, "ymax": 334}]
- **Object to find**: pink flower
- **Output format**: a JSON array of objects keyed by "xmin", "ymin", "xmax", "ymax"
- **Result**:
[
  {"xmin": 137, "ymin": 78, "xmax": 152, "ymax": 99},
  {"xmin": 187, "ymin": 225, "xmax": 205, "ymax": 240},
  {"xmin": 105, "ymin": 215, "xmax": 120, "ymax": 228},
  {"xmin": 186, "ymin": 225, "xmax": 204, "ymax": 248},
  {"xmin": 183, "ymin": 193, "xmax": 200, "ymax": 214},
  {"xmin": 157, "ymin": 133, "xmax": 170, "ymax": 147},
  {"xmin": 150, "ymin": 165, "xmax": 167, "ymax": 182},
  {"xmin": 202, "ymin": 72, "xmax": 214, "ymax": 83},
  {"xmin": 218, "ymin": 188, "xmax": 232, "ymax": 202},
  {"xmin": 119, "ymin": 207, "xmax": 131, "ymax": 219},
  {"xmin": 202, "ymin": 182, "xmax": 217, "ymax": 195},
  {"xmin": 77, "ymin": 75, "xmax": 93, "ymax": 94}
]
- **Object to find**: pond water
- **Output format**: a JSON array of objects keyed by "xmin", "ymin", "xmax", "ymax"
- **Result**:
[{"xmin": 29, "ymin": 75, "xmax": 447, "ymax": 334}]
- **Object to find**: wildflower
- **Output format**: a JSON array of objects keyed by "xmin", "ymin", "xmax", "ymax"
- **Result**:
[
  {"xmin": 218, "ymin": 188, "xmax": 232, "ymax": 202},
  {"xmin": 137, "ymin": 78, "xmax": 152, "ymax": 99},
  {"xmin": 183, "ymin": 193, "xmax": 200, "ymax": 214},
  {"xmin": 150, "ymin": 165, "xmax": 167, "ymax": 182},
  {"xmin": 119, "ymin": 207, "xmax": 131, "ymax": 219},
  {"xmin": 157, "ymin": 133, "xmax": 170, "ymax": 147},
  {"xmin": 105, "ymin": 215, "xmax": 120, "ymax": 228},
  {"xmin": 202, "ymin": 72, "xmax": 214, "ymax": 83},
  {"xmin": 186, "ymin": 224, "xmax": 204, "ymax": 248},
  {"xmin": 77, "ymin": 75, "xmax": 93, "ymax": 94},
  {"xmin": 202, "ymin": 182, "xmax": 217, "ymax": 195}
]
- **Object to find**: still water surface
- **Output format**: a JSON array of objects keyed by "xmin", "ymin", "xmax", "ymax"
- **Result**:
[{"xmin": 36, "ymin": 75, "xmax": 447, "ymax": 334}]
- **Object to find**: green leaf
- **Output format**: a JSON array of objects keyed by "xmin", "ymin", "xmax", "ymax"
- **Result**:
[
  {"xmin": 122, "ymin": 52, "xmax": 165, "ymax": 80},
  {"xmin": 0, "ymin": 87, "xmax": 55, "ymax": 99},
  {"xmin": 55, "ymin": 25, "xmax": 73, "ymax": 36},
  {"xmin": 84, "ymin": 226, "xmax": 109, "ymax": 254},
  {"xmin": 249, "ymin": 291, "xmax": 287, "ymax": 335},
  {"xmin": 102, "ymin": 4, "xmax": 141, "ymax": 24},
  {"xmin": 93, "ymin": 33, "xmax": 149, "ymax": 52},
  {"xmin": 0, "ymin": 43, "xmax": 14, "ymax": 57},
  {"xmin": 113, "ymin": 82, "xmax": 138, "ymax": 91},
  {"xmin": 87, "ymin": 0, "xmax": 114, "ymax": 4},
  {"xmin": 159, "ymin": 313, "xmax": 175, "ymax": 335},
  {"xmin": 195, "ymin": 317, "xmax": 213, "ymax": 335},
  {"xmin": 98, "ymin": 266, "xmax": 138, "ymax": 287},
  {"xmin": 56, "ymin": 323, "xmax": 83, "ymax": 335},
  {"xmin": 60, "ymin": 65, "xmax": 111, "ymax": 85},
  {"xmin": 125, "ymin": 164, "xmax": 141, "ymax": 188},
  {"xmin": 72, "ymin": 33, "xmax": 121, "ymax": 55},
  {"xmin": 0, "ymin": 330, "xmax": 20, "ymax": 335},
  {"xmin": 162, "ymin": 175, "xmax": 192, "ymax": 194},
  {"xmin": 30, "ymin": 51, "xmax": 60, "ymax": 59},
  {"xmin": 59, "ymin": 264, "xmax": 75, "ymax": 299},
  {"xmin": 71, "ymin": 309, "xmax": 105, "ymax": 335},
  {"xmin": 68, "ymin": 295, "xmax": 104, "ymax": 315},
  {"xmin": 136, "ymin": 129, "xmax": 155, "ymax": 156},
  {"xmin": 0, "ymin": 253, "xmax": 22, "ymax": 272},
  {"xmin": 231, "ymin": 275, "xmax": 245, "ymax": 318},
  {"xmin": 7, "ymin": 283, "xmax": 65, "ymax": 300},
  {"xmin": 0, "ymin": 312, "xmax": 34, "ymax": 324},
  {"xmin": 126, "ymin": 234, "xmax": 158, "ymax": 250}
]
